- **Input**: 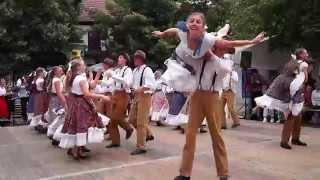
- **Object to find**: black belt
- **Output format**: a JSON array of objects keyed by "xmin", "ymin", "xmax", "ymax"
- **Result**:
[
  {"xmin": 71, "ymin": 93, "xmax": 84, "ymax": 97},
  {"xmin": 172, "ymin": 51, "xmax": 196, "ymax": 75}
]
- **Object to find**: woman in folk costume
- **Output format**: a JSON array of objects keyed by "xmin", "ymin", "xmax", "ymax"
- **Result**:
[
  {"xmin": 0, "ymin": 78, "xmax": 9, "ymax": 119},
  {"xmin": 152, "ymin": 12, "xmax": 265, "ymax": 180},
  {"xmin": 255, "ymin": 60, "xmax": 305, "ymax": 150},
  {"xmin": 152, "ymin": 13, "xmax": 265, "ymax": 93},
  {"xmin": 26, "ymin": 72, "xmax": 37, "ymax": 122},
  {"xmin": 59, "ymin": 60, "xmax": 110, "ymax": 159},
  {"xmin": 150, "ymin": 69, "xmax": 169, "ymax": 126},
  {"xmin": 46, "ymin": 66, "xmax": 67, "ymax": 141},
  {"xmin": 29, "ymin": 67, "xmax": 48, "ymax": 130}
]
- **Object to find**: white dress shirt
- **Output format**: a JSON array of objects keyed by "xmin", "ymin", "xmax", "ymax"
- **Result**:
[
  {"xmin": 100, "ymin": 69, "xmax": 114, "ymax": 93},
  {"xmin": 132, "ymin": 65, "xmax": 156, "ymax": 92},
  {"xmin": 0, "ymin": 87, "xmax": 6, "ymax": 96},
  {"xmin": 111, "ymin": 66, "xmax": 133, "ymax": 93},
  {"xmin": 223, "ymin": 71, "xmax": 239, "ymax": 93},
  {"xmin": 197, "ymin": 57, "xmax": 232, "ymax": 93}
]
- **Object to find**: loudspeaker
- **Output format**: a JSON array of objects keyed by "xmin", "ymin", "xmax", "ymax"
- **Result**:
[{"xmin": 240, "ymin": 51, "xmax": 252, "ymax": 69}]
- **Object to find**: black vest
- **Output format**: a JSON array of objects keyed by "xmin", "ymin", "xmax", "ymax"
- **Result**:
[{"xmin": 266, "ymin": 74, "xmax": 295, "ymax": 103}]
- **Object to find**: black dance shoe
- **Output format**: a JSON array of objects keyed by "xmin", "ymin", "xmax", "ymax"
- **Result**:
[
  {"xmin": 199, "ymin": 128, "xmax": 207, "ymax": 133},
  {"xmin": 130, "ymin": 149, "xmax": 147, "ymax": 155},
  {"xmin": 280, "ymin": 143, "xmax": 292, "ymax": 150},
  {"xmin": 231, "ymin": 123, "xmax": 240, "ymax": 128},
  {"xmin": 51, "ymin": 140, "xmax": 60, "ymax": 146},
  {"xmin": 174, "ymin": 175, "xmax": 190, "ymax": 180},
  {"xmin": 291, "ymin": 139, "xmax": 307, "ymax": 146},
  {"xmin": 220, "ymin": 176, "xmax": 229, "ymax": 180},
  {"xmin": 146, "ymin": 135, "xmax": 154, "ymax": 142},
  {"xmin": 105, "ymin": 144, "xmax": 120, "ymax": 148},
  {"xmin": 221, "ymin": 126, "xmax": 227, "ymax": 130}
]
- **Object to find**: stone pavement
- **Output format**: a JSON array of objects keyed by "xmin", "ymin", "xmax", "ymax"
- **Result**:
[{"xmin": 0, "ymin": 120, "xmax": 319, "ymax": 180}]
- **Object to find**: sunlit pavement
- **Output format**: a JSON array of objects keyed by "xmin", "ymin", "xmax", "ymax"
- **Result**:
[{"xmin": 0, "ymin": 120, "xmax": 319, "ymax": 180}]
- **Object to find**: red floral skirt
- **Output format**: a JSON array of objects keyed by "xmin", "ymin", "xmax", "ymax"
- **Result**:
[{"xmin": 0, "ymin": 96, "xmax": 9, "ymax": 118}]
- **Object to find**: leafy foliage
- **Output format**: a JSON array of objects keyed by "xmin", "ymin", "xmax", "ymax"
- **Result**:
[
  {"xmin": 0, "ymin": 0, "xmax": 81, "ymax": 72},
  {"xmin": 226, "ymin": 0, "xmax": 320, "ymax": 56},
  {"xmin": 93, "ymin": 0, "xmax": 227, "ymax": 68}
]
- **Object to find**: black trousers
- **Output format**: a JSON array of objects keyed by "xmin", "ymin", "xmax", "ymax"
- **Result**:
[{"xmin": 20, "ymin": 97, "xmax": 29, "ymax": 121}]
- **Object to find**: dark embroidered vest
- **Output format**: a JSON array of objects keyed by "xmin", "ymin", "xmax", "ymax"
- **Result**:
[{"xmin": 266, "ymin": 74, "xmax": 295, "ymax": 103}]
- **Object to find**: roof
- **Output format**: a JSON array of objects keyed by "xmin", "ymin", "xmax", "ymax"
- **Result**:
[{"xmin": 79, "ymin": 0, "xmax": 110, "ymax": 23}]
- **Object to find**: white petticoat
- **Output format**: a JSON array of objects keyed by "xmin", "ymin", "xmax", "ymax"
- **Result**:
[
  {"xmin": 151, "ymin": 107, "xmax": 169, "ymax": 122},
  {"xmin": 59, "ymin": 133, "xmax": 87, "ymax": 149},
  {"xmin": 29, "ymin": 115, "xmax": 41, "ymax": 127},
  {"xmin": 53, "ymin": 124, "xmax": 63, "ymax": 141},
  {"xmin": 98, "ymin": 113, "xmax": 110, "ymax": 126},
  {"xmin": 161, "ymin": 59, "xmax": 197, "ymax": 92},
  {"xmin": 27, "ymin": 113, "xmax": 34, "ymax": 122},
  {"xmin": 47, "ymin": 115, "xmax": 65, "ymax": 137},
  {"xmin": 44, "ymin": 111, "xmax": 50, "ymax": 123},
  {"xmin": 255, "ymin": 95, "xmax": 290, "ymax": 114},
  {"xmin": 289, "ymin": 102, "xmax": 304, "ymax": 116},
  {"xmin": 165, "ymin": 113, "xmax": 188, "ymax": 126}
]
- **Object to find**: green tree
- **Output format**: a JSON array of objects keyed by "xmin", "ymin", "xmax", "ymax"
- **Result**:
[
  {"xmin": 0, "ymin": 0, "xmax": 81, "ymax": 73},
  {"xmin": 93, "ymin": 0, "xmax": 229, "ymax": 67},
  {"xmin": 226, "ymin": 0, "xmax": 320, "ymax": 56},
  {"xmin": 93, "ymin": 0, "xmax": 177, "ymax": 68}
]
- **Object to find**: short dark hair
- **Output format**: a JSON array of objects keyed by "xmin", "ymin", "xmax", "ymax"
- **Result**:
[
  {"xmin": 103, "ymin": 58, "xmax": 114, "ymax": 67},
  {"xmin": 134, "ymin": 50, "xmax": 146, "ymax": 62},
  {"xmin": 118, "ymin": 53, "xmax": 130, "ymax": 65}
]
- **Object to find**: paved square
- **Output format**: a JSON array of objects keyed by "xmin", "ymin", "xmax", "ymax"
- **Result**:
[{"xmin": 0, "ymin": 120, "xmax": 319, "ymax": 180}]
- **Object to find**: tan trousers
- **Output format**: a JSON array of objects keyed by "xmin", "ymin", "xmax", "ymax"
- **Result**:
[
  {"xmin": 109, "ymin": 91, "xmax": 132, "ymax": 145},
  {"xmin": 129, "ymin": 93, "xmax": 153, "ymax": 150},
  {"xmin": 104, "ymin": 92, "xmax": 113, "ymax": 117},
  {"xmin": 221, "ymin": 90, "xmax": 240, "ymax": 127},
  {"xmin": 180, "ymin": 91, "xmax": 229, "ymax": 177},
  {"xmin": 281, "ymin": 113, "xmax": 303, "ymax": 143}
]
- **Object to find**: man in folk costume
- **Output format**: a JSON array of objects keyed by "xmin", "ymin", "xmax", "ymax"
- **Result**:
[
  {"xmin": 220, "ymin": 48, "xmax": 240, "ymax": 129},
  {"xmin": 174, "ymin": 49, "xmax": 232, "ymax": 180},
  {"xmin": 281, "ymin": 48, "xmax": 310, "ymax": 149},
  {"xmin": 99, "ymin": 58, "xmax": 116, "ymax": 116},
  {"xmin": 105, "ymin": 53, "xmax": 134, "ymax": 148},
  {"xmin": 129, "ymin": 50, "xmax": 156, "ymax": 155}
]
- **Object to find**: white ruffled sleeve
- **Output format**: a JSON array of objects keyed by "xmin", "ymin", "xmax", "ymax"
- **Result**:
[{"xmin": 290, "ymin": 76, "xmax": 304, "ymax": 97}]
